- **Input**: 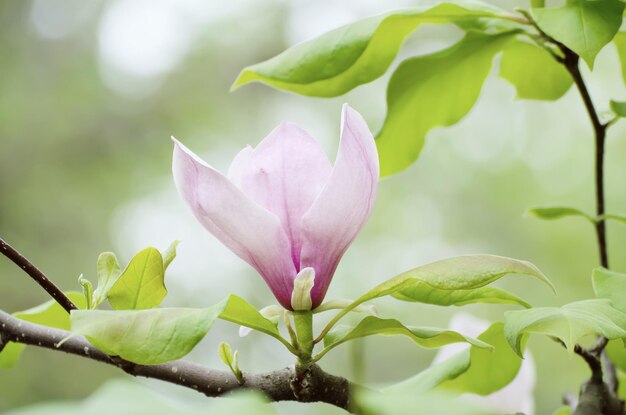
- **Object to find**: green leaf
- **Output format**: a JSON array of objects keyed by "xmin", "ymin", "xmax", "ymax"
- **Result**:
[
  {"xmin": 78, "ymin": 275, "xmax": 93, "ymax": 310},
  {"xmin": 323, "ymin": 255, "xmax": 553, "ymax": 335},
  {"xmin": 499, "ymin": 40, "xmax": 572, "ymax": 100},
  {"xmin": 321, "ymin": 316, "xmax": 491, "ymax": 359},
  {"xmin": 610, "ymin": 100, "xmax": 626, "ymax": 117},
  {"xmin": 533, "ymin": 0, "xmax": 624, "ymax": 67},
  {"xmin": 162, "ymin": 240, "xmax": 179, "ymax": 271},
  {"xmin": 439, "ymin": 323, "xmax": 523, "ymax": 395},
  {"xmin": 392, "ymin": 283, "xmax": 531, "ymax": 308},
  {"xmin": 217, "ymin": 341, "xmax": 243, "ymax": 382},
  {"xmin": 93, "ymin": 252, "xmax": 122, "ymax": 307},
  {"xmin": 354, "ymin": 388, "xmax": 486, "ymax": 415},
  {"xmin": 232, "ymin": 2, "xmax": 518, "ymax": 97},
  {"xmin": 385, "ymin": 323, "xmax": 523, "ymax": 396},
  {"xmin": 107, "ymin": 248, "xmax": 167, "ymax": 310},
  {"xmin": 377, "ymin": 32, "xmax": 514, "ymax": 176},
  {"xmin": 614, "ymin": 32, "xmax": 626, "ymax": 83},
  {"xmin": 218, "ymin": 295, "xmax": 295, "ymax": 353},
  {"xmin": 70, "ymin": 303, "xmax": 225, "ymax": 365},
  {"xmin": 553, "ymin": 407, "xmax": 572, "ymax": 415},
  {"xmin": 592, "ymin": 267, "xmax": 626, "ymax": 313},
  {"xmin": 0, "ymin": 292, "xmax": 87, "ymax": 368},
  {"xmin": 504, "ymin": 299, "xmax": 626, "ymax": 356},
  {"xmin": 526, "ymin": 206, "xmax": 595, "ymax": 223},
  {"xmin": 606, "ymin": 339, "xmax": 626, "ymax": 373}
]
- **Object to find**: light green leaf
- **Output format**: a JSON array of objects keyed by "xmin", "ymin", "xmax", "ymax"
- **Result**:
[
  {"xmin": 232, "ymin": 2, "xmax": 518, "ymax": 97},
  {"xmin": 504, "ymin": 299, "xmax": 626, "ymax": 356},
  {"xmin": 355, "ymin": 388, "xmax": 486, "ymax": 415},
  {"xmin": 614, "ymin": 32, "xmax": 626, "ymax": 83},
  {"xmin": 439, "ymin": 323, "xmax": 523, "ymax": 395},
  {"xmin": 386, "ymin": 323, "xmax": 523, "ymax": 396},
  {"xmin": 107, "ymin": 248, "xmax": 167, "ymax": 310},
  {"xmin": 526, "ymin": 206, "xmax": 595, "ymax": 223},
  {"xmin": 610, "ymin": 100, "xmax": 626, "ymax": 117},
  {"xmin": 162, "ymin": 240, "xmax": 179, "ymax": 271},
  {"xmin": 384, "ymin": 350, "xmax": 471, "ymax": 394},
  {"xmin": 93, "ymin": 252, "xmax": 122, "ymax": 307},
  {"xmin": 323, "ymin": 255, "xmax": 553, "ymax": 335},
  {"xmin": 377, "ymin": 32, "xmax": 514, "ymax": 176},
  {"xmin": 592, "ymin": 267, "xmax": 626, "ymax": 312},
  {"xmin": 70, "ymin": 303, "xmax": 225, "ymax": 365},
  {"xmin": 533, "ymin": 0, "xmax": 624, "ymax": 67},
  {"xmin": 78, "ymin": 275, "xmax": 93, "ymax": 310},
  {"xmin": 321, "ymin": 316, "xmax": 491, "ymax": 358},
  {"xmin": 553, "ymin": 407, "xmax": 572, "ymax": 415},
  {"xmin": 217, "ymin": 341, "xmax": 242, "ymax": 382},
  {"xmin": 606, "ymin": 339, "xmax": 626, "ymax": 373},
  {"xmin": 392, "ymin": 283, "xmax": 531, "ymax": 308},
  {"xmin": 0, "ymin": 292, "xmax": 87, "ymax": 368},
  {"xmin": 218, "ymin": 295, "xmax": 295, "ymax": 353},
  {"xmin": 500, "ymin": 40, "xmax": 572, "ymax": 100}
]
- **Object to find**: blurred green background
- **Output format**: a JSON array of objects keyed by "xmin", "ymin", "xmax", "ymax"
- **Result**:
[{"xmin": 2, "ymin": 0, "xmax": 626, "ymax": 414}]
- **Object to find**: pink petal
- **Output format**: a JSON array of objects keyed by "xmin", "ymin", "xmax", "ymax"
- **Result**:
[
  {"xmin": 227, "ymin": 145, "xmax": 253, "ymax": 187},
  {"xmin": 299, "ymin": 104, "xmax": 379, "ymax": 308},
  {"xmin": 172, "ymin": 138, "xmax": 296, "ymax": 308},
  {"xmin": 237, "ymin": 123, "xmax": 332, "ymax": 268}
]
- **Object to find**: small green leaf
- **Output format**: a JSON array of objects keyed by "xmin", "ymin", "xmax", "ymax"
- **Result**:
[
  {"xmin": 377, "ymin": 32, "xmax": 514, "ymax": 176},
  {"xmin": 107, "ymin": 248, "xmax": 167, "ymax": 310},
  {"xmin": 526, "ymin": 206, "xmax": 595, "ymax": 223},
  {"xmin": 232, "ymin": 2, "xmax": 517, "ymax": 97},
  {"xmin": 504, "ymin": 299, "xmax": 626, "ymax": 356},
  {"xmin": 499, "ymin": 40, "xmax": 572, "ymax": 100},
  {"xmin": 610, "ymin": 100, "xmax": 626, "ymax": 117},
  {"xmin": 218, "ymin": 341, "xmax": 243, "ymax": 383},
  {"xmin": 592, "ymin": 267, "xmax": 626, "ymax": 313},
  {"xmin": 324, "ymin": 255, "xmax": 553, "ymax": 333},
  {"xmin": 162, "ymin": 240, "xmax": 179, "ymax": 271},
  {"xmin": 78, "ymin": 275, "xmax": 94, "ymax": 310},
  {"xmin": 533, "ymin": 0, "xmax": 624, "ymax": 67},
  {"xmin": 93, "ymin": 252, "xmax": 122, "ymax": 307},
  {"xmin": 321, "ymin": 316, "xmax": 490, "ymax": 359},
  {"xmin": 0, "ymin": 292, "xmax": 87, "ymax": 368},
  {"xmin": 614, "ymin": 32, "xmax": 626, "ymax": 83},
  {"xmin": 392, "ymin": 283, "xmax": 531, "ymax": 308},
  {"xmin": 70, "ymin": 304, "xmax": 225, "ymax": 365}
]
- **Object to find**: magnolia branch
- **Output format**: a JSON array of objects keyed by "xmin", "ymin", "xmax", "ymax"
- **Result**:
[{"xmin": 0, "ymin": 309, "xmax": 354, "ymax": 409}]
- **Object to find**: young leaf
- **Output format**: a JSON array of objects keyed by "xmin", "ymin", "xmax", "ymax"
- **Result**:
[
  {"xmin": 532, "ymin": 0, "xmax": 624, "ymax": 67},
  {"xmin": 392, "ymin": 283, "xmax": 531, "ymax": 308},
  {"xmin": 78, "ymin": 274, "xmax": 94, "ymax": 310},
  {"xmin": 320, "ymin": 316, "xmax": 491, "ymax": 359},
  {"xmin": 321, "ymin": 254, "xmax": 553, "ymax": 336},
  {"xmin": 526, "ymin": 206, "xmax": 595, "ymax": 223},
  {"xmin": 107, "ymin": 248, "xmax": 167, "ymax": 310},
  {"xmin": 70, "ymin": 304, "xmax": 225, "ymax": 365},
  {"xmin": 0, "ymin": 292, "xmax": 87, "ymax": 368},
  {"xmin": 232, "ymin": 2, "xmax": 517, "ymax": 97},
  {"xmin": 499, "ymin": 40, "xmax": 572, "ymax": 100},
  {"xmin": 610, "ymin": 100, "xmax": 626, "ymax": 118},
  {"xmin": 218, "ymin": 342, "xmax": 243, "ymax": 383},
  {"xmin": 162, "ymin": 240, "xmax": 179, "ymax": 271},
  {"xmin": 377, "ymin": 32, "xmax": 514, "ymax": 176},
  {"xmin": 92, "ymin": 252, "xmax": 122, "ymax": 307},
  {"xmin": 592, "ymin": 267, "xmax": 626, "ymax": 313},
  {"xmin": 504, "ymin": 299, "xmax": 626, "ymax": 356}
]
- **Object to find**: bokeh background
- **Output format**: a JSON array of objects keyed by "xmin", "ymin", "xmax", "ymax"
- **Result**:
[{"xmin": 2, "ymin": 0, "xmax": 626, "ymax": 413}]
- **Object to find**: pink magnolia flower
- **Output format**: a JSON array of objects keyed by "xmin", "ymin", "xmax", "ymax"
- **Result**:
[{"xmin": 172, "ymin": 104, "xmax": 379, "ymax": 310}]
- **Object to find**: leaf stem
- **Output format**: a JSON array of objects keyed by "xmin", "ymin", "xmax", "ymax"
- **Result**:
[{"xmin": 0, "ymin": 237, "xmax": 78, "ymax": 313}]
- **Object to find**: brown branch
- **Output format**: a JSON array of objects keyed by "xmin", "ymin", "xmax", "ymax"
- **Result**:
[
  {"xmin": 0, "ymin": 309, "xmax": 354, "ymax": 410},
  {"xmin": 0, "ymin": 237, "xmax": 77, "ymax": 313}
]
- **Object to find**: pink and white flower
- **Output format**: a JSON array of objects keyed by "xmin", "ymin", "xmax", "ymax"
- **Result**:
[{"xmin": 172, "ymin": 104, "xmax": 379, "ymax": 310}]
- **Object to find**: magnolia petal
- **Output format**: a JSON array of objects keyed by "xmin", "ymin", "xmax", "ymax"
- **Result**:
[
  {"xmin": 238, "ymin": 123, "xmax": 332, "ymax": 267},
  {"xmin": 172, "ymin": 138, "xmax": 296, "ymax": 307},
  {"xmin": 300, "ymin": 104, "xmax": 379, "ymax": 308},
  {"xmin": 291, "ymin": 267, "xmax": 315, "ymax": 311},
  {"xmin": 227, "ymin": 145, "xmax": 253, "ymax": 187}
]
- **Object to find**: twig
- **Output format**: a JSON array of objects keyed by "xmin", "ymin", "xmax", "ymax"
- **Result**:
[
  {"xmin": 0, "ymin": 309, "xmax": 354, "ymax": 410},
  {"xmin": 0, "ymin": 237, "xmax": 77, "ymax": 313}
]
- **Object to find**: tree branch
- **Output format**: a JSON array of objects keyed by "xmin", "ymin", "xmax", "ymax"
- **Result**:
[
  {"xmin": 0, "ymin": 309, "xmax": 355, "ymax": 410},
  {"xmin": 0, "ymin": 237, "xmax": 77, "ymax": 313}
]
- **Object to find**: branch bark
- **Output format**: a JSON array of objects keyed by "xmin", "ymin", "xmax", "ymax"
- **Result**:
[{"xmin": 0, "ymin": 309, "xmax": 354, "ymax": 410}]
